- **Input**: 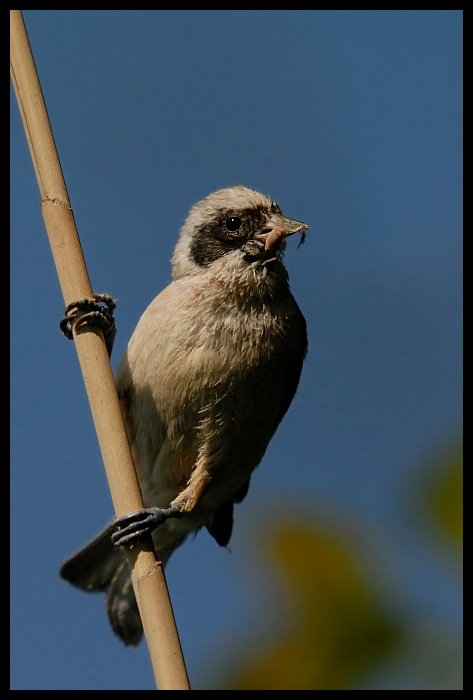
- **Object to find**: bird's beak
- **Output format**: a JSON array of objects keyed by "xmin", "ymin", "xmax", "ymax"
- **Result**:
[{"xmin": 255, "ymin": 214, "xmax": 309, "ymax": 251}]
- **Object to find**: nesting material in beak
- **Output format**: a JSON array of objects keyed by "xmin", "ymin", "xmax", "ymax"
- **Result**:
[{"xmin": 255, "ymin": 214, "xmax": 309, "ymax": 251}]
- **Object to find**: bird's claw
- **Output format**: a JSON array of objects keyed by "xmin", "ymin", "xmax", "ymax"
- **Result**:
[
  {"xmin": 60, "ymin": 293, "xmax": 117, "ymax": 356},
  {"xmin": 111, "ymin": 505, "xmax": 183, "ymax": 547}
]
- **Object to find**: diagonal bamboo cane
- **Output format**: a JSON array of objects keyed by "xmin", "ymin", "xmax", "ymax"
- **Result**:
[{"xmin": 10, "ymin": 10, "xmax": 190, "ymax": 690}]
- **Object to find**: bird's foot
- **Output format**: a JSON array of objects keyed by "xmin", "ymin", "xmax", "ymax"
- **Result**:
[
  {"xmin": 60, "ymin": 293, "xmax": 117, "ymax": 357},
  {"xmin": 111, "ymin": 506, "xmax": 183, "ymax": 547}
]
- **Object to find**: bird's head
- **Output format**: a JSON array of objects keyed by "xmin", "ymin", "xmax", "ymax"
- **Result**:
[{"xmin": 172, "ymin": 186, "xmax": 308, "ymax": 280}]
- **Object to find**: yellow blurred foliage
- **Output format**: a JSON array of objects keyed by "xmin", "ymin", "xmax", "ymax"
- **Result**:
[
  {"xmin": 213, "ymin": 436, "xmax": 462, "ymax": 690},
  {"xmin": 226, "ymin": 525, "xmax": 399, "ymax": 690},
  {"xmin": 428, "ymin": 443, "xmax": 463, "ymax": 549}
]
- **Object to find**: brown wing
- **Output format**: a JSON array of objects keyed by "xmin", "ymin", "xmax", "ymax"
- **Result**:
[
  {"xmin": 207, "ymin": 305, "xmax": 307, "ymax": 549},
  {"xmin": 206, "ymin": 477, "xmax": 251, "ymax": 547},
  {"xmin": 206, "ymin": 500, "xmax": 234, "ymax": 547},
  {"xmin": 276, "ymin": 307, "xmax": 307, "ymax": 426}
]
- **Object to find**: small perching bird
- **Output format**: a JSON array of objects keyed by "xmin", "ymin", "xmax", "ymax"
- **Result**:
[{"xmin": 60, "ymin": 186, "xmax": 308, "ymax": 645}]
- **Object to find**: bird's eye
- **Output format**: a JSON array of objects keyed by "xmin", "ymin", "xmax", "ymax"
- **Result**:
[{"xmin": 225, "ymin": 216, "xmax": 242, "ymax": 233}]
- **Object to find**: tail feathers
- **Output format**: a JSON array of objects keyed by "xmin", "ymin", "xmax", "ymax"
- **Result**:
[
  {"xmin": 105, "ymin": 540, "xmax": 182, "ymax": 646},
  {"xmin": 60, "ymin": 522, "xmax": 184, "ymax": 646},
  {"xmin": 60, "ymin": 521, "xmax": 123, "ymax": 592},
  {"xmin": 106, "ymin": 558, "xmax": 143, "ymax": 646}
]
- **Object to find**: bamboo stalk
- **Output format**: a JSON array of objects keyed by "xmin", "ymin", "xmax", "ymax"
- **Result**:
[{"xmin": 10, "ymin": 10, "xmax": 190, "ymax": 690}]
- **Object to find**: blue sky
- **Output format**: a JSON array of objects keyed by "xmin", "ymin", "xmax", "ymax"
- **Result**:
[{"xmin": 11, "ymin": 11, "xmax": 462, "ymax": 690}]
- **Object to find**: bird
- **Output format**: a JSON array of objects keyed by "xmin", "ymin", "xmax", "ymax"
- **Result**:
[{"xmin": 60, "ymin": 186, "xmax": 308, "ymax": 646}]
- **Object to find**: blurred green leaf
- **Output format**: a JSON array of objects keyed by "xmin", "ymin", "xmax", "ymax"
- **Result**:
[
  {"xmin": 427, "ymin": 443, "xmax": 463, "ymax": 549},
  {"xmin": 211, "ymin": 437, "xmax": 463, "ymax": 689},
  {"xmin": 225, "ymin": 524, "xmax": 400, "ymax": 690}
]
